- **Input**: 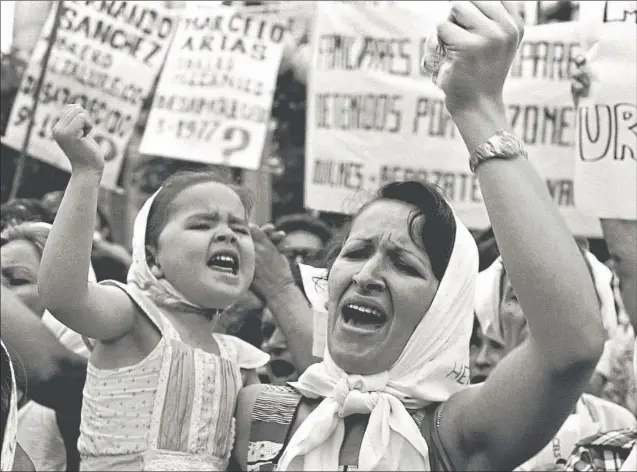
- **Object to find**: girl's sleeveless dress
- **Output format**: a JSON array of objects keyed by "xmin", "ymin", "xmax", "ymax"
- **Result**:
[{"xmin": 78, "ymin": 281, "xmax": 268, "ymax": 471}]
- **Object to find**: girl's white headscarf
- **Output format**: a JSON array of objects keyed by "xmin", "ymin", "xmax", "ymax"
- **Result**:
[
  {"xmin": 280, "ymin": 213, "xmax": 478, "ymax": 471},
  {"xmin": 1, "ymin": 340, "xmax": 18, "ymax": 472},
  {"xmin": 127, "ymin": 190, "xmax": 220, "ymax": 315}
]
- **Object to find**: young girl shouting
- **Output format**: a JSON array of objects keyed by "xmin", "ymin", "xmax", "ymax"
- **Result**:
[{"xmin": 39, "ymin": 104, "xmax": 268, "ymax": 471}]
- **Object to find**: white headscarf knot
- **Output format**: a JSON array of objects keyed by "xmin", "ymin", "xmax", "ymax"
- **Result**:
[{"xmin": 334, "ymin": 373, "xmax": 387, "ymax": 417}]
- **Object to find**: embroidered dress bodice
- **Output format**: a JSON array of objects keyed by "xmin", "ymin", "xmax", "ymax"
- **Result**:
[{"xmin": 78, "ymin": 281, "xmax": 266, "ymax": 471}]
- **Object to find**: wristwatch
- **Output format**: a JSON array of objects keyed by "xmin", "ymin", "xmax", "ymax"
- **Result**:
[{"xmin": 469, "ymin": 129, "xmax": 528, "ymax": 173}]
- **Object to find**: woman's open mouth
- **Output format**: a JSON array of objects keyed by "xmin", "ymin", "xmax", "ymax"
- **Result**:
[
  {"xmin": 341, "ymin": 302, "xmax": 388, "ymax": 331},
  {"xmin": 207, "ymin": 251, "xmax": 239, "ymax": 276}
]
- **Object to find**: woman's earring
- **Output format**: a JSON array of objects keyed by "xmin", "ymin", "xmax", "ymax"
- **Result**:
[{"xmin": 151, "ymin": 265, "xmax": 163, "ymax": 278}]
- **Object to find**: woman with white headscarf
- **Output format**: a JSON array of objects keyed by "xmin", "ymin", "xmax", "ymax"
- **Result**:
[
  {"xmin": 472, "ymin": 256, "xmax": 635, "ymax": 471},
  {"xmin": 230, "ymin": 3, "xmax": 605, "ymax": 471}
]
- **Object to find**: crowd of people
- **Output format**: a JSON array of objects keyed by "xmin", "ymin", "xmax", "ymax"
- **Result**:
[{"xmin": 1, "ymin": 2, "xmax": 636, "ymax": 472}]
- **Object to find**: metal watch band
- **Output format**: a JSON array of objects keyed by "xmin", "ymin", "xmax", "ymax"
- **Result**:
[{"xmin": 469, "ymin": 129, "xmax": 528, "ymax": 173}]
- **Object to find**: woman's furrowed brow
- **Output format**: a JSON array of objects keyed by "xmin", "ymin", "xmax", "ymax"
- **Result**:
[{"xmin": 187, "ymin": 211, "xmax": 248, "ymax": 225}]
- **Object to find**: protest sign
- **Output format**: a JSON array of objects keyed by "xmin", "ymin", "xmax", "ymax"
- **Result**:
[
  {"xmin": 506, "ymin": 21, "xmax": 602, "ymax": 236},
  {"xmin": 575, "ymin": 1, "xmax": 636, "ymax": 220},
  {"xmin": 2, "ymin": 1, "xmax": 175, "ymax": 189},
  {"xmin": 140, "ymin": 6, "xmax": 284, "ymax": 170},
  {"xmin": 304, "ymin": 4, "xmax": 602, "ymax": 236},
  {"xmin": 298, "ymin": 263, "xmax": 329, "ymax": 359}
]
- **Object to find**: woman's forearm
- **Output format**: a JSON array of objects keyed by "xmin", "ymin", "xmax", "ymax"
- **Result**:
[
  {"xmin": 451, "ymin": 98, "xmax": 604, "ymax": 369},
  {"xmin": 39, "ymin": 169, "xmax": 102, "ymax": 317},
  {"xmin": 1, "ymin": 285, "xmax": 87, "ymax": 412},
  {"xmin": 266, "ymin": 284, "xmax": 320, "ymax": 373}
]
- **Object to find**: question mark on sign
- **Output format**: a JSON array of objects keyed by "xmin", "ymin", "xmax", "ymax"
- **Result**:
[{"xmin": 222, "ymin": 127, "xmax": 250, "ymax": 162}]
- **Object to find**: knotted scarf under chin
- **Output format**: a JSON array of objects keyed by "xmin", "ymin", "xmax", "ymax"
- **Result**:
[
  {"xmin": 281, "ymin": 371, "xmax": 433, "ymax": 471},
  {"xmin": 279, "ymin": 212, "xmax": 479, "ymax": 471}
]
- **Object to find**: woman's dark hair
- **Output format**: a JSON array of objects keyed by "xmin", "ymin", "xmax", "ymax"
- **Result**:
[
  {"xmin": 145, "ymin": 169, "xmax": 253, "ymax": 254},
  {"xmin": 323, "ymin": 181, "xmax": 456, "ymax": 281},
  {"xmin": 0, "ymin": 198, "xmax": 52, "ymax": 232}
]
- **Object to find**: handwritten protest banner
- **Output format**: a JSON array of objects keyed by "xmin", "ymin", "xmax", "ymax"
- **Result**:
[
  {"xmin": 140, "ymin": 6, "xmax": 284, "ymax": 170},
  {"xmin": 188, "ymin": 1, "xmax": 314, "ymax": 39},
  {"xmin": 575, "ymin": 1, "xmax": 636, "ymax": 220},
  {"xmin": 2, "ymin": 1, "xmax": 174, "ymax": 189},
  {"xmin": 507, "ymin": 20, "xmax": 602, "ymax": 235},
  {"xmin": 304, "ymin": 3, "xmax": 602, "ymax": 236}
]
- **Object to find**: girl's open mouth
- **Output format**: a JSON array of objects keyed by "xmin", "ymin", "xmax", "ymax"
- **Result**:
[{"xmin": 207, "ymin": 251, "xmax": 239, "ymax": 275}]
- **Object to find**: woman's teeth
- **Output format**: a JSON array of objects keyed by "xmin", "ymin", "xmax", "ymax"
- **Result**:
[{"xmin": 342, "ymin": 303, "xmax": 387, "ymax": 328}]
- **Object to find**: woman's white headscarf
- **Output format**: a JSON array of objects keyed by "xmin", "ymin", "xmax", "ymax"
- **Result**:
[
  {"xmin": 1, "ymin": 341, "xmax": 18, "ymax": 472},
  {"xmin": 279, "ymin": 212, "xmax": 478, "ymax": 471},
  {"xmin": 127, "ymin": 190, "xmax": 220, "ymax": 315}
]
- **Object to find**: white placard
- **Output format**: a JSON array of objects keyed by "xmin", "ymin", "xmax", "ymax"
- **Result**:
[
  {"xmin": 2, "ymin": 1, "xmax": 175, "ymax": 189},
  {"xmin": 575, "ymin": 1, "xmax": 637, "ymax": 220},
  {"xmin": 304, "ymin": 4, "xmax": 603, "ymax": 237},
  {"xmin": 506, "ymin": 21, "xmax": 602, "ymax": 236},
  {"xmin": 139, "ymin": 7, "xmax": 284, "ymax": 170},
  {"xmin": 298, "ymin": 263, "xmax": 328, "ymax": 358}
]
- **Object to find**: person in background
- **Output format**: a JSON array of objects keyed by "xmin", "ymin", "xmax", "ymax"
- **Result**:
[
  {"xmin": 473, "ymin": 226, "xmax": 634, "ymax": 409},
  {"xmin": 221, "ymin": 290, "xmax": 269, "ymax": 350},
  {"xmin": 41, "ymin": 190, "xmax": 132, "ymax": 282},
  {"xmin": 274, "ymin": 213, "xmax": 333, "ymax": 265},
  {"xmin": 0, "ymin": 198, "xmax": 52, "ymax": 232},
  {"xmin": 260, "ymin": 262, "xmax": 310, "ymax": 385},
  {"xmin": 1, "ymin": 286, "xmax": 87, "ymax": 471},
  {"xmin": 473, "ymin": 244, "xmax": 635, "ymax": 409},
  {"xmin": 1, "ymin": 340, "xmax": 35, "ymax": 472},
  {"xmin": 2, "ymin": 222, "xmax": 91, "ymax": 471},
  {"xmin": 473, "ymin": 227, "xmax": 500, "ymax": 271},
  {"xmin": 472, "ymin": 256, "xmax": 635, "ymax": 471},
  {"xmin": 561, "ymin": 42, "xmax": 637, "ymax": 472}
]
